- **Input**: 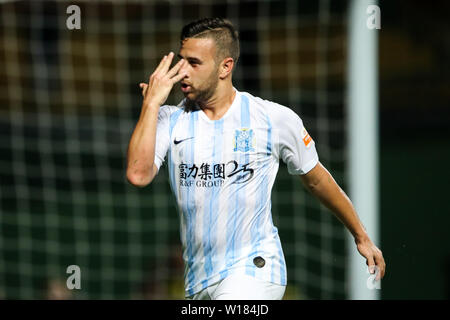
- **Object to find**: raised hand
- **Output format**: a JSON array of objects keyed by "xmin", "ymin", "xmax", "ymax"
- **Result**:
[{"xmin": 139, "ymin": 52, "xmax": 187, "ymax": 108}]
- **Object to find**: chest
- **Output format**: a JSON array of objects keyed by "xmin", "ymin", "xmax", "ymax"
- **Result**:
[{"xmin": 170, "ymin": 125, "xmax": 273, "ymax": 164}]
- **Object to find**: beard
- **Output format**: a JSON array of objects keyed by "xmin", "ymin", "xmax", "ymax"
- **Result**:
[{"xmin": 184, "ymin": 67, "xmax": 220, "ymax": 112}]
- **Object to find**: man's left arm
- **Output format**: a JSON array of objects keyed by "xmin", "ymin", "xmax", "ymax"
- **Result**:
[{"xmin": 300, "ymin": 161, "xmax": 386, "ymax": 280}]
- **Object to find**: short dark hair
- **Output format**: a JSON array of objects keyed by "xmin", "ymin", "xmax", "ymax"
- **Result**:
[{"xmin": 180, "ymin": 17, "xmax": 240, "ymax": 67}]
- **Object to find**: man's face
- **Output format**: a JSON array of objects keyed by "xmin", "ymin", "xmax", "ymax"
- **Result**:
[{"xmin": 178, "ymin": 37, "xmax": 220, "ymax": 103}]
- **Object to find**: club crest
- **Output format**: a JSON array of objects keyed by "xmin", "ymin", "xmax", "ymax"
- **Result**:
[{"xmin": 233, "ymin": 128, "xmax": 255, "ymax": 153}]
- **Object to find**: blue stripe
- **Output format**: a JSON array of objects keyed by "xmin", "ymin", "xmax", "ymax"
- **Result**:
[
  {"xmin": 264, "ymin": 112, "xmax": 286, "ymax": 284},
  {"xmin": 167, "ymin": 109, "xmax": 183, "ymax": 194},
  {"xmin": 184, "ymin": 111, "xmax": 198, "ymax": 289},
  {"xmin": 241, "ymin": 95, "xmax": 250, "ymax": 127},
  {"xmin": 274, "ymin": 226, "xmax": 287, "ymax": 284},
  {"xmin": 241, "ymin": 96, "xmax": 251, "ymax": 266},
  {"xmin": 246, "ymin": 109, "xmax": 272, "ymax": 277},
  {"xmin": 264, "ymin": 114, "xmax": 278, "ymax": 282},
  {"xmin": 266, "ymin": 113, "xmax": 272, "ymax": 156},
  {"xmin": 168, "ymin": 109, "xmax": 183, "ymax": 195},
  {"xmin": 225, "ymin": 95, "xmax": 250, "ymax": 272},
  {"xmin": 169, "ymin": 108, "xmax": 183, "ymax": 136},
  {"xmin": 203, "ymin": 119, "xmax": 224, "ymax": 278}
]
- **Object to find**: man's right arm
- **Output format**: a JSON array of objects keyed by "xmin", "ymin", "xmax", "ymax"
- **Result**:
[
  {"xmin": 126, "ymin": 104, "xmax": 160, "ymax": 187},
  {"xmin": 126, "ymin": 52, "xmax": 186, "ymax": 187}
]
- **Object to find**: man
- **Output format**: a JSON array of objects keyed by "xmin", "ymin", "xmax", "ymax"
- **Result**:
[{"xmin": 127, "ymin": 17, "xmax": 385, "ymax": 300}]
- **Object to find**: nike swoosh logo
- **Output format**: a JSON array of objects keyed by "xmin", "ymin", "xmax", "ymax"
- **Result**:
[{"xmin": 174, "ymin": 137, "xmax": 194, "ymax": 145}]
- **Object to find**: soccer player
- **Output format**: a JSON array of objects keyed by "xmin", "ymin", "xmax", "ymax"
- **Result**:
[{"xmin": 127, "ymin": 17, "xmax": 385, "ymax": 300}]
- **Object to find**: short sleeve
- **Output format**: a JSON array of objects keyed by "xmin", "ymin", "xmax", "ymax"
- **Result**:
[
  {"xmin": 271, "ymin": 104, "xmax": 319, "ymax": 175},
  {"xmin": 154, "ymin": 105, "xmax": 174, "ymax": 171}
]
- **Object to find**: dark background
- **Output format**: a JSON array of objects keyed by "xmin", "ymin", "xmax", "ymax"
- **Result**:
[{"xmin": 378, "ymin": 0, "xmax": 450, "ymax": 299}]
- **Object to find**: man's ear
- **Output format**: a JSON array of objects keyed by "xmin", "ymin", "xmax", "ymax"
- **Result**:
[{"xmin": 219, "ymin": 57, "xmax": 234, "ymax": 79}]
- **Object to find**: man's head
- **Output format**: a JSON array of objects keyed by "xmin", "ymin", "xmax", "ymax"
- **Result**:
[{"xmin": 178, "ymin": 18, "xmax": 240, "ymax": 104}]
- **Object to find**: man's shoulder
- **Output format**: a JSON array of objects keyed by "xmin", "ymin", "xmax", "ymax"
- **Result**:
[
  {"xmin": 239, "ymin": 90, "xmax": 300, "ymax": 120},
  {"xmin": 161, "ymin": 98, "xmax": 200, "ymax": 115},
  {"xmin": 159, "ymin": 103, "xmax": 184, "ymax": 118}
]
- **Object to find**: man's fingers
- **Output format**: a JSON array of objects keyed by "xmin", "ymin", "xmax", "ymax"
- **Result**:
[
  {"xmin": 152, "ymin": 55, "xmax": 168, "ymax": 77},
  {"xmin": 160, "ymin": 52, "xmax": 175, "ymax": 75},
  {"xmin": 374, "ymin": 255, "xmax": 386, "ymax": 280},
  {"xmin": 367, "ymin": 256, "xmax": 376, "ymax": 274},
  {"xmin": 170, "ymin": 72, "xmax": 187, "ymax": 84},
  {"xmin": 166, "ymin": 58, "xmax": 185, "ymax": 78},
  {"xmin": 139, "ymin": 83, "xmax": 148, "ymax": 97}
]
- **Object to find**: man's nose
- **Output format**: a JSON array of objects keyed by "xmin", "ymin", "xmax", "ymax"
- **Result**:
[{"xmin": 179, "ymin": 62, "xmax": 189, "ymax": 77}]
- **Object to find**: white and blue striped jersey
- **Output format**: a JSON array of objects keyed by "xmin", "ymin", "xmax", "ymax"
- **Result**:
[{"xmin": 154, "ymin": 89, "xmax": 319, "ymax": 297}]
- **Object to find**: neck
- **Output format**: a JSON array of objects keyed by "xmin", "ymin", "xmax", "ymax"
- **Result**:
[{"xmin": 198, "ymin": 81, "xmax": 236, "ymax": 121}]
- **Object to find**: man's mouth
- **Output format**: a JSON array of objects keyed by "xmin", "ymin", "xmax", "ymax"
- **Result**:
[{"xmin": 181, "ymin": 83, "xmax": 192, "ymax": 93}]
